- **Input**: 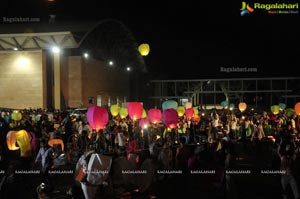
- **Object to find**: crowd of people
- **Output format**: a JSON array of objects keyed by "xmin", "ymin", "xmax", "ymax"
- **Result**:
[{"xmin": 0, "ymin": 106, "xmax": 299, "ymax": 199}]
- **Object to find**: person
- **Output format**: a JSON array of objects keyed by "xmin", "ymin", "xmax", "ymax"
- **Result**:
[
  {"xmin": 34, "ymin": 139, "xmax": 54, "ymax": 193},
  {"xmin": 277, "ymin": 139, "xmax": 299, "ymax": 199}
]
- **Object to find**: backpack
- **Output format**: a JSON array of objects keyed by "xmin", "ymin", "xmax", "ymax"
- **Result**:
[{"xmin": 86, "ymin": 153, "xmax": 112, "ymax": 185}]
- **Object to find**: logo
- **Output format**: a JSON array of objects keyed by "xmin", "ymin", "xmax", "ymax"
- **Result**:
[{"xmin": 240, "ymin": 2, "xmax": 254, "ymax": 16}]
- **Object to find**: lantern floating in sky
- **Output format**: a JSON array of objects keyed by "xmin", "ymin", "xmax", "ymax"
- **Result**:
[
  {"xmin": 127, "ymin": 102, "xmax": 144, "ymax": 120},
  {"xmin": 148, "ymin": 108, "xmax": 162, "ymax": 124},
  {"xmin": 139, "ymin": 118, "xmax": 150, "ymax": 129},
  {"xmin": 119, "ymin": 107, "xmax": 128, "ymax": 119},
  {"xmin": 177, "ymin": 106, "xmax": 185, "ymax": 117},
  {"xmin": 110, "ymin": 104, "xmax": 120, "ymax": 117},
  {"xmin": 162, "ymin": 100, "xmax": 178, "ymax": 110},
  {"xmin": 15, "ymin": 130, "xmax": 32, "ymax": 157},
  {"xmin": 285, "ymin": 108, "xmax": 295, "ymax": 118},
  {"xmin": 6, "ymin": 131, "xmax": 19, "ymax": 150},
  {"xmin": 239, "ymin": 102, "xmax": 247, "ymax": 112},
  {"xmin": 162, "ymin": 108, "xmax": 178, "ymax": 129},
  {"xmin": 185, "ymin": 108, "xmax": 194, "ymax": 119},
  {"xmin": 11, "ymin": 111, "xmax": 22, "ymax": 121},
  {"xmin": 138, "ymin": 43, "xmax": 150, "ymax": 56},
  {"xmin": 87, "ymin": 106, "xmax": 109, "ymax": 131},
  {"xmin": 142, "ymin": 109, "xmax": 147, "ymax": 118},
  {"xmin": 193, "ymin": 107, "xmax": 199, "ymax": 115},
  {"xmin": 295, "ymin": 102, "xmax": 300, "ymax": 116},
  {"xmin": 271, "ymin": 105, "xmax": 280, "ymax": 115},
  {"xmin": 185, "ymin": 102, "xmax": 192, "ymax": 109},
  {"xmin": 278, "ymin": 103, "xmax": 286, "ymax": 110},
  {"xmin": 220, "ymin": 101, "xmax": 229, "ymax": 109}
]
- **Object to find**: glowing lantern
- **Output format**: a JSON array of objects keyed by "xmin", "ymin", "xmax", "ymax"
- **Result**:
[
  {"xmin": 138, "ymin": 43, "xmax": 150, "ymax": 56},
  {"xmin": 286, "ymin": 108, "xmax": 295, "ymax": 117},
  {"xmin": 162, "ymin": 100, "xmax": 178, "ymax": 110},
  {"xmin": 295, "ymin": 102, "xmax": 300, "ymax": 115},
  {"xmin": 185, "ymin": 102, "xmax": 192, "ymax": 109},
  {"xmin": 229, "ymin": 103, "xmax": 235, "ymax": 110},
  {"xmin": 142, "ymin": 109, "xmax": 147, "ymax": 118},
  {"xmin": 15, "ymin": 130, "xmax": 32, "ymax": 157},
  {"xmin": 6, "ymin": 131, "xmax": 19, "ymax": 150},
  {"xmin": 193, "ymin": 107, "xmax": 199, "ymax": 115},
  {"xmin": 271, "ymin": 105, "xmax": 280, "ymax": 115},
  {"xmin": 185, "ymin": 108, "xmax": 194, "ymax": 119},
  {"xmin": 279, "ymin": 103, "xmax": 286, "ymax": 110},
  {"xmin": 177, "ymin": 106, "xmax": 185, "ymax": 117},
  {"xmin": 239, "ymin": 102, "xmax": 247, "ymax": 112},
  {"xmin": 87, "ymin": 106, "xmax": 109, "ymax": 131},
  {"xmin": 193, "ymin": 114, "xmax": 201, "ymax": 124},
  {"xmin": 221, "ymin": 101, "xmax": 229, "ymax": 108},
  {"xmin": 48, "ymin": 138, "xmax": 64, "ymax": 151},
  {"xmin": 127, "ymin": 102, "xmax": 143, "ymax": 120},
  {"xmin": 110, "ymin": 104, "xmax": 120, "ymax": 117},
  {"xmin": 11, "ymin": 111, "xmax": 22, "ymax": 121},
  {"xmin": 148, "ymin": 108, "xmax": 162, "ymax": 124},
  {"xmin": 139, "ymin": 118, "xmax": 150, "ymax": 129},
  {"xmin": 119, "ymin": 107, "xmax": 128, "ymax": 119},
  {"xmin": 162, "ymin": 109, "xmax": 178, "ymax": 129}
]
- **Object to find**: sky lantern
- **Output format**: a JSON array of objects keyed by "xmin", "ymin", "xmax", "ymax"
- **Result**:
[
  {"xmin": 127, "ymin": 102, "xmax": 143, "ymax": 120},
  {"xmin": 6, "ymin": 131, "xmax": 19, "ymax": 150},
  {"xmin": 177, "ymin": 106, "xmax": 185, "ymax": 117},
  {"xmin": 239, "ymin": 102, "xmax": 247, "ymax": 112},
  {"xmin": 278, "ymin": 103, "xmax": 286, "ymax": 110},
  {"xmin": 139, "ymin": 118, "xmax": 150, "ymax": 129},
  {"xmin": 15, "ymin": 130, "xmax": 32, "ymax": 157},
  {"xmin": 162, "ymin": 108, "xmax": 178, "ymax": 129},
  {"xmin": 11, "ymin": 111, "xmax": 22, "ymax": 121},
  {"xmin": 229, "ymin": 103, "xmax": 235, "ymax": 110},
  {"xmin": 286, "ymin": 108, "xmax": 295, "ymax": 117},
  {"xmin": 271, "ymin": 105, "xmax": 280, "ymax": 115},
  {"xmin": 185, "ymin": 108, "xmax": 194, "ymax": 119},
  {"xmin": 185, "ymin": 102, "xmax": 192, "ymax": 109},
  {"xmin": 142, "ymin": 109, "xmax": 147, "ymax": 118},
  {"xmin": 110, "ymin": 104, "xmax": 120, "ymax": 117},
  {"xmin": 221, "ymin": 100, "xmax": 229, "ymax": 109},
  {"xmin": 193, "ymin": 107, "xmax": 199, "ymax": 115},
  {"xmin": 162, "ymin": 100, "xmax": 178, "ymax": 110},
  {"xmin": 193, "ymin": 114, "xmax": 201, "ymax": 124},
  {"xmin": 87, "ymin": 106, "xmax": 109, "ymax": 131},
  {"xmin": 148, "ymin": 108, "xmax": 162, "ymax": 124},
  {"xmin": 119, "ymin": 107, "xmax": 128, "ymax": 119},
  {"xmin": 138, "ymin": 43, "xmax": 150, "ymax": 56},
  {"xmin": 295, "ymin": 102, "xmax": 300, "ymax": 115}
]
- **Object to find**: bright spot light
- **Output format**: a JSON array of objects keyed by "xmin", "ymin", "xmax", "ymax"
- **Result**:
[
  {"xmin": 109, "ymin": 61, "xmax": 113, "ymax": 66},
  {"xmin": 242, "ymin": 116, "xmax": 245, "ymax": 120},
  {"xmin": 201, "ymin": 113, "xmax": 205, "ymax": 116},
  {"xmin": 126, "ymin": 67, "xmax": 131, "ymax": 71},
  {"xmin": 229, "ymin": 107, "xmax": 233, "ymax": 111},
  {"xmin": 143, "ymin": 124, "xmax": 148, "ymax": 129},
  {"xmin": 17, "ymin": 57, "xmax": 30, "ymax": 67},
  {"xmin": 13, "ymin": 47, "xmax": 18, "ymax": 51},
  {"xmin": 83, "ymin": 53, "xmax": 89, "ymax": 58},
  {"xmin": 52, "ymin": 46, "xmax": 60, "ymax": 53}
]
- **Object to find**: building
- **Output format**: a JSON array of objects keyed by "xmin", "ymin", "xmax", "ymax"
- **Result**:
[{"xmin": 0, "ymin": 20, "xmax": 147, "ymax": 110}]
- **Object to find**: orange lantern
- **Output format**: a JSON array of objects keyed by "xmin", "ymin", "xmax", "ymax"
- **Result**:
[
  {"xmin": 148, "ymin": 108, "xmax": 162, "ymax": 124},
  {"xmin": 138, "ymin": 43, "xmax": 150, "ymax": 56},
  {"xmin": 87, "ymin": 106, "xmax": 109, "ymax": 131},
  {"xmin": 127, "ymin": 102, "xmax": 143, "ymax": 120},
  {"xmin": 162, "ymin": 108, "xmax": 178, "ymax": 129},
  {"xmin": 295, "ymin": 102, "xmax": 300, "ymax": 116},
  {"xmin": 6, "ymin": 130, "xmax": 19, "ymax": 150},
  {"xmin": 239, "ymin": 102, "xmax": 247, "ymax": 112},
  {"xmin": 193, "ymin": 114, "xmax": 201, "ymax": 124}
]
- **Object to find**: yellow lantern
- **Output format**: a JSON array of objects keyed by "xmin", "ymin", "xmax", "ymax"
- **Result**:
[
  {"xmin": 138, "ymin": 43, "xmax": 150, "ymax": 56},
  {"xmin": 119, "ymin": 107, "xmax": 128, "ymax": 119},
  {"xmin": 142, "ymin": 109, "xmax": 147, "ymax": 118},
  {"xmin": 177, "ymin": 106, "xmax": 185, "ymax": 117},
  {"xmin": 6, "ymin": 131, "xmax": 19, "ymax": 150},
  {"xmin": 271, "ymin": 105, "xmax": 280, "ymax": 115},
  {"xmin": 193, "ymin": 107, "xmax": 199, "ymax": 115},
  {"xmin": 110, "ymin": 104, "xmax": 120, "ymax": 117},
  {"xmin": 11, "ymin": 111, "xmax": 22, "ymax": 121},
  {"xmin": 239, "ymin": 102, "xmax": 247, "ymax": 112},
  {"xmin": 15, "ymin": 130, "xmax": 32, "ymax": 157}
]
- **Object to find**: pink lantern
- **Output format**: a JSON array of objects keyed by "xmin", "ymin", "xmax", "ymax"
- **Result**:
[
  {"xmin": 28, "ymin": 131, "xmax": 39, "ymax": 152},
  {"xmin": 87, "ymin": 106, "xmax": 109, "ymax": 131},
  {"xmin": 139, "ymin": 118, "xmax": 150, "ymax": 129},
  {"xmin": 127, "ymin": 102, "xmax": 143, "ymax": 120},
  {"xmin": 162, "ymin": 108, "xmax": 178, "ymax": 129},
  {"xmin": 185, "ymin": 108, "xmax": 194, "ymax": 119},
  {"xmin": 148, "ymin": 108, "xmax": 162, "ymax": 124}
]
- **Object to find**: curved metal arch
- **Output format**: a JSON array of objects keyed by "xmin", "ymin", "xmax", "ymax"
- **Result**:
[{"xmin": 78, "ymin": 19, "xmax": 147, "ymax": 73}]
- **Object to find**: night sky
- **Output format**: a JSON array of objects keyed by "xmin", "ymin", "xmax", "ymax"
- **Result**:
[{"xmin": 1, "ymin": 0, "xmax": 299, "ymax": 79}]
